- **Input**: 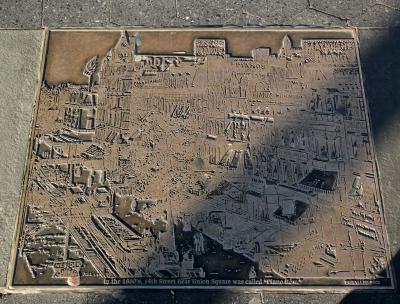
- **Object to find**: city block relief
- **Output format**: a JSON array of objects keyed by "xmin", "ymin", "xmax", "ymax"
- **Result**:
[{"xmin": 12, "ymin": 31, "xmax": 393, "ymax": 289}]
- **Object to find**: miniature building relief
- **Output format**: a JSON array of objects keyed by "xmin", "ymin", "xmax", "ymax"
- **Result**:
[{"xmin": 12, "ymin": 31, "xmax": 393, "ymax": 289}]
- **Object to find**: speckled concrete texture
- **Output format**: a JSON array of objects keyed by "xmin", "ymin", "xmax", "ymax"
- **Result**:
[
  {"xmin": 1, "ymin": 0, "xmax": 400, "ymax": 28},
  {"xmin": 0, "ymin": 30, "xmax": 44, "ymax": 287},
  {"xmin": 43, "ymin": 0, "xmax": 110, "ymax": 27},
  {"xmin": 111, "ymin": 0, "xmax": 177, "ymax": 26},
  {"xmin": 0, "ymin": 293, "xmax": 87, "ymax": 304},
  {"xmin": 0, "ymin": 1, "xmax": 399, "ymax": 304},
  {"xmin": 0, "ymin": 0, "xmax": 42, "ymax": 29}
]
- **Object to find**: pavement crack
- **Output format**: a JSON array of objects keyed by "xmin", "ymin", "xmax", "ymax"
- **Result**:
[
  {"xmin": 374, "ymin": 1, "xmax": 400, "ymax": 12},
  {"xmin": 308, "ymin": 6, "xmax": 349, "ymax": 21},
  {"xmin": 242, "ymin": 9, "xmax": 264, "ymax": 21},
  {"xmin": 287, "ymin": 8, "xmax": 308, "ymax": 22},
  {"xmin": 307, "ymin": 0, "xmax": 349, "ymax": 21},
  {"xmin": 108, "ymin": 0, "xmax": 112, "ymax": 25},
  {"xmin": 175, "ymin": 0, "xmax": 179, "ymax": 18},
  {"xmin": 40, "ymin": 0, "xmax": 44, "ymax": 27},
  {"xmin": 260, "ymin": 292, "xmax": 265, "ymax": 304}
]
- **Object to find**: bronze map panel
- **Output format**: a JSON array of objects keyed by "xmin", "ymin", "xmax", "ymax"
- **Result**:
[{"xmin": 11, "ymin": 30, "xmax": 393, "ymax": 289}]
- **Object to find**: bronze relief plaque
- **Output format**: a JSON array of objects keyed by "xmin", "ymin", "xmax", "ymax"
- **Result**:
[{"xmin": 11, "ymin": 29, "xmax": 394, "ymax": 290}]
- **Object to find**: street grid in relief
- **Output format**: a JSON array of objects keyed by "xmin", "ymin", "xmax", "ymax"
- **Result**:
[{"xmin": 11, "ymin": 30, "xmax": 393, "ymax": 289}]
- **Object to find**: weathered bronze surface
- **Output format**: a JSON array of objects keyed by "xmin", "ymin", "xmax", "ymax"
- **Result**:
[{"xmin": 12, "ymin": 29, "xmax": 393, "ymax": 289}]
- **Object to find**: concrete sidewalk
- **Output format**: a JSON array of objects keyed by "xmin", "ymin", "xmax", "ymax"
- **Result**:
[
  {"xmin": 0, "ymin": 1, "xmax": 400, "ymax": 303},
  {"xmin": 0, "ymin": 0, "xmax": 400, "ymax": 28}
]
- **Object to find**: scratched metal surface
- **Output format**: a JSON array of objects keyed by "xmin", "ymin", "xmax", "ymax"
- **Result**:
[{"xmin": 10, "ymin": 29, "xmax": 394, "ymax": 290}]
